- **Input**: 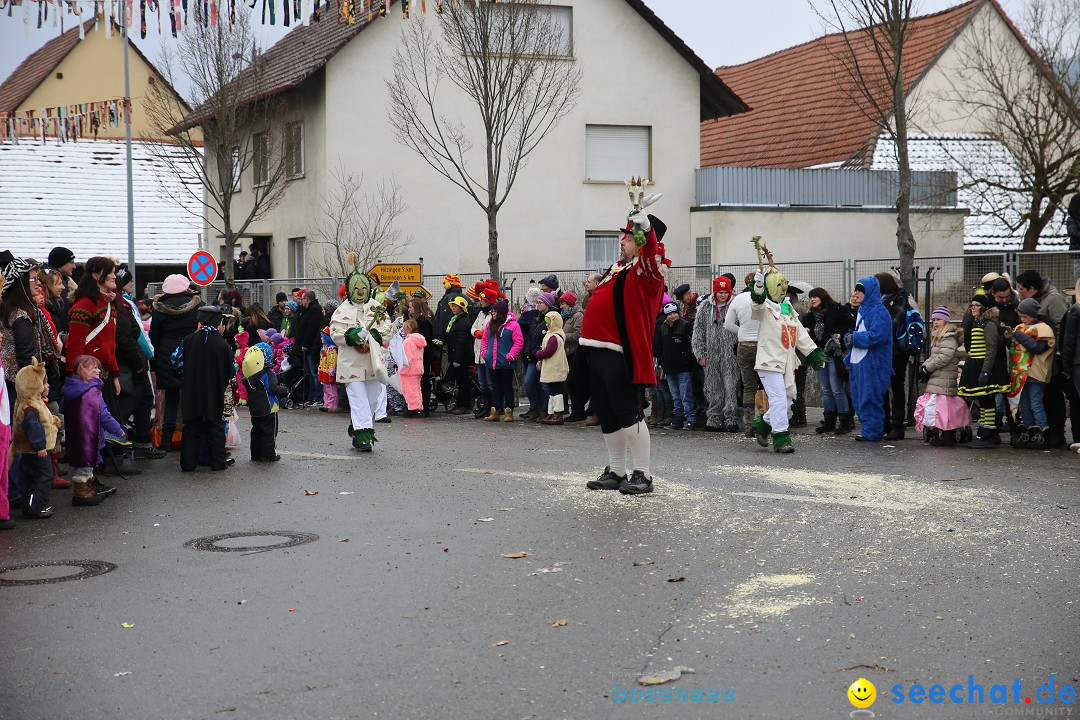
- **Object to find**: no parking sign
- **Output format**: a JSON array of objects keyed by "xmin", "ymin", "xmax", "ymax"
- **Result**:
[{"xmin": 187, "ymin": 250, "xmax": 218, "ymax": 287}]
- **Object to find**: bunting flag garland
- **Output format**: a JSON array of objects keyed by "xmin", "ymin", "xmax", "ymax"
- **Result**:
[
  {"xmin": 0, "ymin": 98, "xmax": 130, "ymax": 145},
  {"xmin": 0, "ymin": 0, "xmax": 479, "ymax": 34}
]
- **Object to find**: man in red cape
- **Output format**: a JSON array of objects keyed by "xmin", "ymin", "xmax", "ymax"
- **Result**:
[{"xmin": 577, "ymin": 194, "xmax": 669, "ymax": 495}]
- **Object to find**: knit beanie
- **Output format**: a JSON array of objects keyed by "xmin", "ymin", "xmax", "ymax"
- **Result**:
[
  {"xmin": 1017, "ymin": 297, "xmax": 1041, "ymax": 318},
  {"xmin": 286, "ymin": 300, "xmax": 298, "ymax": 312},
  {"xmin": 931, "ymin": 305, "xmax": 951, "ymax": 321},
  {"xmin": 538, "ymin": 291, "xmax": 558, "ymax": 309},
  {"xmin": 560, "ymin": 291, "xmax": 578, "ymax": 306},
  {"xmin": 443, "ymin": 273, "xmax": 462, "ymax": 290},
  {"xmin": 539, "ymin": 274, "xmax": 559, "ymax": 290},
  {"xmin": 526, "ymin": 287, "xmax": 541, "ymax": 303},
  {"xmin": 970, "ymin": 291, "xmax": 995, "ymax": 309},
  {"xmin": 493, "ymin": 299, "xmax": 509, "ymax": 317},
  {"xmin": 712, "ymin": 276, "xmax": 732, "ymax": 295}
]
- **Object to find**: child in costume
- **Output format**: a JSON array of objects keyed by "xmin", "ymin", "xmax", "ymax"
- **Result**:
[
  {"xmin": 693, "ymin": 275, "xmax": 742, "ymax": 432},
  {"xmin": 318, "ymin": 323, "xmax": 340, "ymax": 412},
  {"xmin": 480, "ymin": 299, "xmax": 523, "ymax": 423},
  {"xmin": 1004, "ymin": 297, "xmax": 1055, "ymax": 449},
  {"xmin": 63, "ymin": 355, "xmax": 124, "ymax": 506},
  {"xmin": 958, "ymin": 291, "xmax": 1009, "ymax": 449},
  {"xmin": 749, "ymin": 258, "xmax": 827, "ymax": 453},
  {"xmin": 330, "ymin": 253, "xmax": 393, "ymax": 452},
  {"xmin": 915, "ymin": 306, "xmax": 971, "ymax": 445},
  {"xmin": 535, "ymin": 309, "xmax": 569, "ymax": 425},
  {"xmin": 845, "ymin": 277, "xmax": 894, "ymax": 442},
  {"xmin": 399, "ymin": 319, "xmax": 428, "ymax": 416},
  {"xmin": 13, "ymin": 358, "xmax": 60, "ymax": 518},
  {"xmin": 242, "ymin": 342, "xmax": 286, "ymax": 462}
]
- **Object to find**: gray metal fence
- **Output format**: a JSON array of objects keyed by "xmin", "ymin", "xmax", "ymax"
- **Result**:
[{"xmin": 146, "ymin": 253, "xmax": 1080, "ymax": 324}]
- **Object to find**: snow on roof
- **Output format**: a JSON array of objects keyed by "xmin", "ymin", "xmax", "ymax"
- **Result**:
[
  {"xmin": 0, "ymin": 139, "xmax": 202, "ymax": 264},
  {"xmin": 871, "ymin": 132, "xmax": 1068, "ymax": 252}
]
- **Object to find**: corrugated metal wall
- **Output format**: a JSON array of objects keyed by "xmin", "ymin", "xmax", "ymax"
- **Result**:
[{"xmin": 695, "ymin": 166, "xmax": 958, "ymax": 208}]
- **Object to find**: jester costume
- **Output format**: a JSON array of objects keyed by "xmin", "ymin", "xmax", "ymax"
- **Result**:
[
  {"xmin": 329, "ymin": 255, "xmax": 393, "ymax": 452},
  {"xmin": 750, "ymin": 266, "xmax": 827, "ymax": 453},
  {"xmin": 242, "ymin": 342, "xmax": 285, "ymax": 462},
  {"xmin": 579, "ymin": 188, "xmax": 669, "ymax": 495}
]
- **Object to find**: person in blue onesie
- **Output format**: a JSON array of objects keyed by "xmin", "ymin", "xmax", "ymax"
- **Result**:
[{"xmin": 845, "ymin": 276, "xmax": 893, "ymax": 442}]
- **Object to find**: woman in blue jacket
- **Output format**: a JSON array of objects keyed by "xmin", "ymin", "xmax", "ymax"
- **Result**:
[{"xmin": 845, "ymin": 276, "xmax": 893, "ymax": 442}]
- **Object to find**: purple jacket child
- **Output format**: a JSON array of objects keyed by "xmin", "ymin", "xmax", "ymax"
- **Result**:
[{"xmin": 62, "ymin": 376, "xmax": 126, "ymax": 469}]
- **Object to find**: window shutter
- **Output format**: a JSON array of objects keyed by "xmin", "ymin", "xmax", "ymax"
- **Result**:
[{"xmin": 586, "ymin": 125, "xmax": 650, "ymax": 181}]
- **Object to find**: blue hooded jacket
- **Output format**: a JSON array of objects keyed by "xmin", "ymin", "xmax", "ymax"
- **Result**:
[{"xmin": 845, "ymin": 276, "xmax": 893, "ymax": 440}]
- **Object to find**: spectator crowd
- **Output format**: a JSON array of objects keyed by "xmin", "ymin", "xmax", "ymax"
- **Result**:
[{"xmin": 4, "ymin": 246, "xmax": 1080, "ymax": 527}]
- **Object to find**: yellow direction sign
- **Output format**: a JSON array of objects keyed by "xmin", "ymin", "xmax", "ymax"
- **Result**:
[
  {"xmin": 368, "ymin": 263, "xmax": 422, "ymax": 285},
  {"xmin": 397, "ymin": 284, "xmax": 431, "ymax": 300}
]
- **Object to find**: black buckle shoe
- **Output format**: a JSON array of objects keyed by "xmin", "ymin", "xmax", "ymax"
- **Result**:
[
  {"xmin": 586, "ymin": 466, "xmax": 625, "ymax": 490},
  {"xmin": 619, "ymin": 470, "xmax": 654, "ymax": 495},
  {"xmin": 22, "ymin": 505, "xmax": 54, "ymax": 519}
]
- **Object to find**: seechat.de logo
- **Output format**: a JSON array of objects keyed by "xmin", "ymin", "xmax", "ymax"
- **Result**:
[{"xmin": 848, "ymin": 678, "xmax": 877, "ymax": 717}]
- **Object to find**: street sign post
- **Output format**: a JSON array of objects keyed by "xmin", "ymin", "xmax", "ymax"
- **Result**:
[
  {"xmin": 368, "ymin": 263, "xmax": 429, "ymax": 300},
  {"xmin": 187, "ymin": 250, "xmax": 218, "ymax": 287}
]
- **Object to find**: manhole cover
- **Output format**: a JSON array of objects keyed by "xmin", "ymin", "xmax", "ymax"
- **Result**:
[
  {"xmin": 0, "ymin": 560, "xmax": 117, "ymax": 587},
  {"xmin": 184, "ymin": 531, "xmax": 319, "ymax": 553}
]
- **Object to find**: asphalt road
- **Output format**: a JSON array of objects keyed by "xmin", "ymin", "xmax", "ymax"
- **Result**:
[{"xmin": 1, "ymin": 407, "xmax": 1077, "ymax": 720}]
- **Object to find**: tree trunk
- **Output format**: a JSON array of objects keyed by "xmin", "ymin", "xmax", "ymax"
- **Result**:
[
  {"xmin": 1021, "ymin": 194, "xmax": 1046, "ymax": 252},
  {"xmin": 223, "ymin": 227, "xmax": 236, "ymax": 289},
  {"xmin": 893, "ymin": 80, "xmax": 916, "ymax": 284},
  {"xmin": 487, "ymin": 210, "xmax": 500, "ymax": 282}
]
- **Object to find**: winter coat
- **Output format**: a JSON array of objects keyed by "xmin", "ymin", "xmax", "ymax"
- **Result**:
[
  {"xmin": 653, "ymin": 318, "xmax": 696, "ymax": 376},
  {"xmin": 520, "ymin": 309, "xmax": 546, "ymax": 362},
  {"xmin": 293, "ymin": 302, "xmax": 324, "ymax": 353},
  {"xmin": 434, "ymin": 288, "xmax": 468, "ymax": 338},
  {"xmin": 243, "ymin": 368, "xmax": 285, "ymax": 418},
  {"xmin": 692, "ymin": 294, "xmax": 738, "ymax": 361},
  {"xmin": 1067, "ymin": 213, "xmax": 1080, "ymax": 251},
  {"xmin": 268, "ymin": 306, "xmax": 285, "ymax": 330},
  {"xmin": 67, "ymin": 294, "xmax": 118, "ymax": 375},
  {"xmin": 115, "ymin": 298, "xmax": 149, "ymax": 375},
  {"xmin": 179, "ymin": 327, "xmax": 235, "ymax": 422},
  {"xmin": 1034, "ymin": 280, "xmax": 1069, "ymax": 333},
  {"xmin": 330, "ymin": 299, "xmax": 394, "ymax": 383},
  {"xmin": 150, "ymin": 292, "xmax": 201, "ymax": 391},
  {"xmin": 536, "ymin": 313, "xmax": 569, "ymax": 383},
  {"xmin": 481, "ymin": 313, "xmax": 524, "ymax": 370},
  {"xmin": 62, "ymin": 376, "xmax": 124, "ymax": 468},
  {"xmin": 921, "ymin": 325, "xmax": 963, "ymax": 396},
  {"xmin": 562, "ymin": 307, "xmax": 583, "ymax": 355},
  {"xmin": 413, "ymin": 315, "xmax": 437, "ymax": 367},
  {"xmin": 399, "ymin": 333, "xmax": 428, "ymax": 377},
  {"xmin": 471, "ymin": 308, "xmax": 490, "ymax": 365},
  {"xmin": 442, "ymin": 312, "xmax": 474, "ymax": 366},
  {"xmin": 751, "ymin": 295, "xmax": 819, "ymax": 399},
  {"xmin": 846, "ymin": 276, "xmax": 894, "ymax": 439},
  {"xmin": 1060, "ymin": 304, "xmax": 1080, "ymax": 369},
  {"xmin": 800, "ymin": 301, "xmax": 854, "ymax": 348},
  {"xmin": 883, "ymin": 290, "xmax": 918, "ymax": 358}
]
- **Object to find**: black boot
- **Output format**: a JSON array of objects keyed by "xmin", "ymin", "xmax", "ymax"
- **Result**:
[
  {"xmin": 789, "ymin": 405, "xmax": 807, "ymax": 428},
  {"xmin": 834, "ymin": 413, "xmax": 855, "ymax": 435},
  {"xmin": 1010, "ymin": 426, "xmax": 1028, "ymax": 449},
  {"xmin": 474, "ymin": 392, "xmax": 491, "ymax": 419},
  {"xmin": 1025, "ymin": 427, "xmax": 1046, "ymax": 450},
  {"xmin": 158, "ymin": 427, "xmax": 175, "ymax": 452},
  {"xmin": 815, "ymin": 411, "xmax": 837, "ymax": 434},
  {"xmin": 967, "ymin": 425, "xmax": 997, "ymax": 449},
  {"xmin": 884, "ymin": 425, "xmax": 906, "ymax": 441}
]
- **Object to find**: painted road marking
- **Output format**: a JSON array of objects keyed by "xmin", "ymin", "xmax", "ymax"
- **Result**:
[{"xmin": 279, "ymin": 450, "xmax": 359, "ymax": 461}]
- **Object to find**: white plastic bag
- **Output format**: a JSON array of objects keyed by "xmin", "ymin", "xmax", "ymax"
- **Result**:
[{"xmin": 225, "ymin": 409, "xmax": 242, "ymax": 449}]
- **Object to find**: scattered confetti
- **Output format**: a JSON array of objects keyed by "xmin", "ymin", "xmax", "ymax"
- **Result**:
[
  {"xmin": 492, "ymin": 640, "xmax": 510, "ymax": 647},
  {"xmin": 304, "ymin": 490, "xmax": 319, "ymax": 496},
  {"xmin": 501, "ymin": 552, "xmax": 530, "ymax": 559},
  {"xmin": 120, "ymin": 622, "xmax": 134, "ymax": 629},
  {"xmin": 549, "ymin": 619, "xmax": 568, "ymax": 628},
  {"xmin": 667, "ymin": 577, "xmax": 686, "ymax": 583},
  {"xmin": 477, "ymin": 518, "xmax": 495, "ymax": 522},
  {"xmin": 114, "ymin": 672, "xmax": 132, "ymax": 677},
  {"xmin": 639, "ymin": 666, "xmax": 695, "ymax": 686}
]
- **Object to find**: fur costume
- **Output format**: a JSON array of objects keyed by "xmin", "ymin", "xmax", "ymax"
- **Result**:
[
  {"xmin": 845, "ymin": 276, "xmax": 893, "ymax": 441},
  {"xmin": 692, "ymin": 289, "xmax": 741, "ymax": 428},
  {"xmin": 12, "ymin": 359, "xmax": 59, "ymax": 454},
  {"xmin": 329, "ymin": 253, "xmax": 393, "ymax": 450},
  {"xmin": 750, "ymin": 269, "xmax": 825, "ymax": 452}
]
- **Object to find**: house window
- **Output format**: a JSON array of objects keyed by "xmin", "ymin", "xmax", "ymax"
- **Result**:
[
  {"xmin": 695, "ymin": 237, "xmax": 712, "ymax": 267},
  {"xmin": 289, "ymin": 237, "xmax": 307, "ymax": 277},
  {"xmin": 585, "ymin": 232, "xmax": 619, "ymax": 270},
  {"xmin": 467, "ymin": 3, "xmax": 572, "ymax": 57},
  {"xmin": 285, "ymin": 122, "xmax": 304, "ymax": 179},
  {"xmin": 230, "ymin": 145, "xmax": 241, "ymax": 192},
  {"xmin": 585, "ymin": 125, "xmax": 650, "ymax": 181},
  {"xmin": 252, "ymin": 132, "xmax": 269, "ymax": 187}
]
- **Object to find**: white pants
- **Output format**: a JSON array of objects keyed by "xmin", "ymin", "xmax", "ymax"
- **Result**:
[
  {"xmin": 757, "ymin": 369, "xmax": 790, "ymax": 434},
  {"xmin": 346, "ymin": 380, "xmax": 383, "ymax": 430},
  {"xmin": 375, "ymin": 384, "xmax": 388, "ymax": 420}
]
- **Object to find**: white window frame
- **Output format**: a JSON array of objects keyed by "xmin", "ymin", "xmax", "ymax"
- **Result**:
[
  {"xmin": 585, "ymin": 125, "xmax": 651, "ymax": 182},
  {"xmin": 252, "ymin": 132, "xmax": 269, "ymax": 187},
  {"xmin": 289, "ymin": 236, "xmax": 307, "ymax": 277},
  {"xmin": 465, "ymin": 3, "xmax": 573, "ymax": 58},
  {"xmin": 285, "ymin": 121, "xmax": 304, "ymax": 179},
  {"xmin": 585, "ymin": 232, "xmax": 620, "ymax": 271}
]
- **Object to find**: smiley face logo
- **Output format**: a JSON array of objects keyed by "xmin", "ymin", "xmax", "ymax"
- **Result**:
[{"xmin": 848, "ymin": 678, "xmax": 876, "ymax": 709}]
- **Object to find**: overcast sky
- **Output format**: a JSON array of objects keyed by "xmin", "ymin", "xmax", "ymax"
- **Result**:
[{"xmin": 0, "ymin": 0, "xmax": 1031, "ymax": 98}]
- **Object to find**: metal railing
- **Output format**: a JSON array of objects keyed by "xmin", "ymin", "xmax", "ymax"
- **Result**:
[{"xmin": 145, "ymin": 253, "xmax": 1080, "ymax": 325}]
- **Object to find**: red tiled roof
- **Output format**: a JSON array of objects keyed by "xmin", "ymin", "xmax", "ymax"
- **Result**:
[
  {"xmin": 700, "ymin": 0, "xmax": 983, "ymax": 169},
  {"xmin": 0, "ymin": 19, "xmax": 94, "ymax": 113},
  {"xmin": 181, "ymin": 0, "xmax": 747, "ymax": 129}
]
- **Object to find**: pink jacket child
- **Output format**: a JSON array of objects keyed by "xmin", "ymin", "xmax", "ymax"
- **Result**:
[{"xmin": 399, "ymin": 323, "xmax": 428, "ymax": 413}]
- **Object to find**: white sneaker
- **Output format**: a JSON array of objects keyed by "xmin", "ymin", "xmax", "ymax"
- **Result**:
[{"xmin": 1070, "ymin": 442, "xmax": 1080, "ymax": 451}]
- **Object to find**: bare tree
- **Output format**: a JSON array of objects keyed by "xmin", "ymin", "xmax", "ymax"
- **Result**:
[
  {"xmin": 929, "ymin": 0, "xmax": 1080, "ymax": 251},
  {"xmin": 816, "ymin": 0, "xmax": 920, "ymax": 280},
  {"xmin": 144, "ymin": 13, "xmax": 290, "ymax": 286},
  {"xmin": 309, "ymin": 164, "xmax": 414, "ymax": 278},
  {"xmin": 386, "ymin": 1, "xmax": 581, "ymax": 279}
]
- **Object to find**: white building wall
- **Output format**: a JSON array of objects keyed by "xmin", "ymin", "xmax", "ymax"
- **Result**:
[{"xmin": 313, "ymin": 1, "xmax": 702, "ymax": 277}]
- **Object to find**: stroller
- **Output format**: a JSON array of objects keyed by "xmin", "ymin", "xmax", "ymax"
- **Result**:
[
  {"xmin": 276, "ymin": 345, "xmax": 308, "ymax": 409},
  {"xmin": 432, "ymin": 356, "xmax": 484, "ymax": 413}
]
